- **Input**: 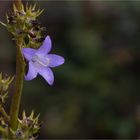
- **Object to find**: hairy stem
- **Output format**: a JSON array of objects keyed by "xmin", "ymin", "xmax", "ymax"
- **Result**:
[{"xmin": 9, "ymin": 37, "xmax": 25, "ymax": 132}]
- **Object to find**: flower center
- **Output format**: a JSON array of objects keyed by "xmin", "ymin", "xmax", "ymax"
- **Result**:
[{"xmin": 31, "ymin": 54, "xmax": 50, "ymax": 67}]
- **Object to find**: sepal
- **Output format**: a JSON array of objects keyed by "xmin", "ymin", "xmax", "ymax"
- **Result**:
[
  {"xmin": 0, "ymin": 73, "xmax": 14, "ymax": 106},
  {"xmin": 10, "ymin": 110, "xmax": 41, "ymax": 139},
  {"xmin": 0, "ymin": 73, "xmax": 14, "ymax": 92},
  {"xmin": 4, "ymin": 3, "xmax": 46, "ymax": 50}
]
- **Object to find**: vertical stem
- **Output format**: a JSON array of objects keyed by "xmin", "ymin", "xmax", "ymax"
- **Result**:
[
  {"xmin": 9, "ymin": 37, "xmax": 25, "ymax": 131},
  {"xmin": 8, "ymin": 1, "xmax": 24, "ymax": 135}
]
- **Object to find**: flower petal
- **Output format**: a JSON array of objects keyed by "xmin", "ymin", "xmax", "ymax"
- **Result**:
[
  {"xmin": 22, "ymin": 48, "xmax": 36, "ymax": 61},
  {"xmin": 38, "ymin": 67, "xmax": 54, "ymax": 85},
  {"xmin": 36, "ymin": 36, "xmax": 52, "ymax": 55},
  {"xmin": 25, "ymin": 61, "xmax": 38, "ymax": 80},
  {"xmin": 47, "ymin": 54, "xmax": 65, "ymax": 67}
]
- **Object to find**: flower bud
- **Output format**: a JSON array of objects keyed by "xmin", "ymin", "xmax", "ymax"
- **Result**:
[
  {"xmin": 0, "ymin": 73, "xmax": 14, "ymax": 92},
  {"xmin": 15, "ymin": 110, "xmax": 41, "ymax": 139},
  {"xmin": 0, "ymin": 73, "xmax": 14, "ymax": 106}
]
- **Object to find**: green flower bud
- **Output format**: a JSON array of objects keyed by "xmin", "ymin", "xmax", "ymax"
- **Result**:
[
  {"xmin": 11, "ymin": 110, "xmax": 41, "ymax": 139},
  {"xmin": 0, "ymin": 73, "xmax": 14, "ymax": 106},
  {"xmin": 6, "ymin": 3, "xmax": 44, "ymax": 38},
  {"xmin": 0, "ymin": 73, "xmax": 14, "ymax": 92}
]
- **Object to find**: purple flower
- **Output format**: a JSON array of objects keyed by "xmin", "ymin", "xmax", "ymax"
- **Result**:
[{"xmin": 22, "ymin": 36, "xmax": 65, "ymax": 85}]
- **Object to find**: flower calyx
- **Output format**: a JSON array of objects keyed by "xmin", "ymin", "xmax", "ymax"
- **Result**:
[
  {"xmin": 10, "ymin": 110, "xmax": 41, "ymax": 140},
  {"xmin": 5, "ymin": 3, "xmax": 46, "ymax": 49},
  {"xmin": 0, "ymin": 73, "xmax": 14, "ymax": 105}
]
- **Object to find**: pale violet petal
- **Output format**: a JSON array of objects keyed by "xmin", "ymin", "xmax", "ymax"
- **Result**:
[
  {"xmin": 36, "ymin": 36, "xmax": 52, "ymax": 55},
  {"xmin": 38, "ymin": 67, "xmax": 54, "ymax": 85},
  {"xmin": 47, "ymin": 54, "xmax": 65, "ymax": 67},
  {"xmin": 25, "ymin": 61, "xmax": 38, "ymax": 80},
  {"xmin": 22, "ymin": 48, "xmax": 36, "ymax": 61}
]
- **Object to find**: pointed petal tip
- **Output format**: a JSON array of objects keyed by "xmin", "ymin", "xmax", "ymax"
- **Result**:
[
  {"xmin": 24, "ymin": 76, "xmax": 31, "ymax": 81},
  {"xmin": 61, "ymin": 57, "xmax": 65, "ymax": 64},
  {"xmin": 45, "ymin": 35, "xmax": 51, "ymax": 40},
  {"xmin": 47, "ymin": 54, "xmax": 65, "ymax": 67},
  {"xmin": 38, "ymin": 67, "xmax": 54, "ymax": 86},
  {"xmin": 48, "ymin": 80, "xmax": 54, "ymax": 86},
  {"xmin": 24, "ymin": 62, "xmax": 38, "ymax": 81},
  {"xmin": 44, "ymin": 35, "xmax": 52, "ymax": 47},
  {"xmin": 36, "ymin": 35, "xmax": 52, "ymax": 55},
  {"xmin": 45, "ymin": 75, "xmax": 54, "ymax": 86},
  {"xmin": 25, "ymin": 73, "xmax": 37, "ymax": 81},
  {"xmin": 58, "ymin": 56, "xmax": 65, "ymax": 66},
  {"xmin": 25, "ymin": 75, "xmax": 33, "ymax": 81}
]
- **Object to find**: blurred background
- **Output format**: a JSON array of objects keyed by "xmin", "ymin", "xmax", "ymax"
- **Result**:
[{"xmin": 0, "ymin": 0, "xmax": 140, "ymax": 139}]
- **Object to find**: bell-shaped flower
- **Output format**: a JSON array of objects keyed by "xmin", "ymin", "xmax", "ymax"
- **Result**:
[{"xmin": 22, "ymin": 36, "xmax": 65, "ymax": 85}]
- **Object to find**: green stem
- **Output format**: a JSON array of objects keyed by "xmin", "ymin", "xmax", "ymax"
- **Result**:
[
  {"xmin": 9, "ymin": 37, "xmax": 25, "ymax": 131},
  {"xmin": 8, "ymin": 0, "xmax": 24, "ymax": 135}
]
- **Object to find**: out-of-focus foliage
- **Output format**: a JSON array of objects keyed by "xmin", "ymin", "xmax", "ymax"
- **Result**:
[{"xmin": 0, "ymin": 1, "xmax": 140, "ymax": 139}]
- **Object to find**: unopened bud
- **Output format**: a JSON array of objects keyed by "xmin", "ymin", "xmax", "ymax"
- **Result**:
[{"xmin": 0, "ymin": 73, "xmax": 14, "ymax": 92}]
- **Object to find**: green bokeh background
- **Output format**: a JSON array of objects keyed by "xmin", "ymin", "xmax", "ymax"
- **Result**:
[{"xmin": 0, "ymin": 1, "xmax": 140, "ymax": 139}]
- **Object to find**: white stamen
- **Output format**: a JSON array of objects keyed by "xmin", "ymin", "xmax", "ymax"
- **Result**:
[{"xmin": 31, "ymin": 55, "xmax": 50, "ymax": 67}]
